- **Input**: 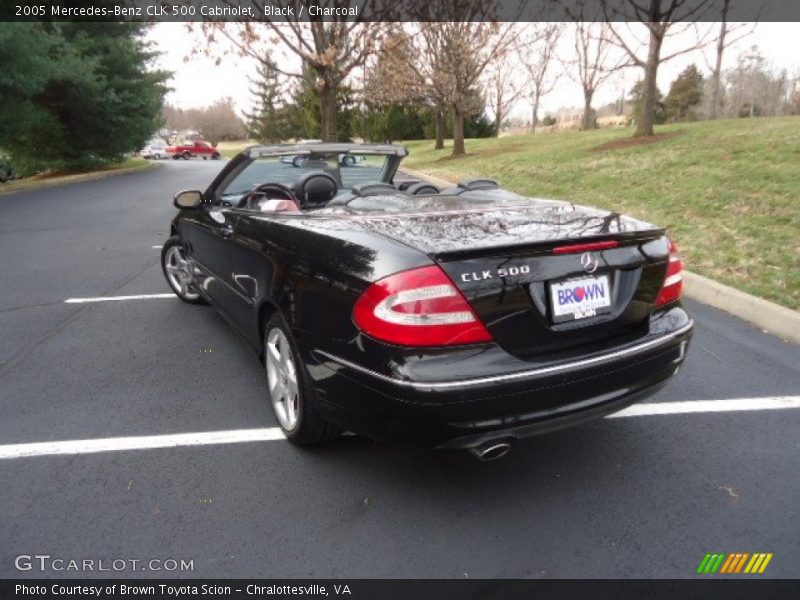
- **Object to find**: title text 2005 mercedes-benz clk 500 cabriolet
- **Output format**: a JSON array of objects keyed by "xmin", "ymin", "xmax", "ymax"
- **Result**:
[{"xmin": 162, "ymin": 143, "xmax": 692, "ymax": 460}]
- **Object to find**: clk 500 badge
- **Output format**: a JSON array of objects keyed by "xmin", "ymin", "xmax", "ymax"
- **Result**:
[{"xmin": 460, "ymin": 265, "xmax": 531, "ymax": 282}]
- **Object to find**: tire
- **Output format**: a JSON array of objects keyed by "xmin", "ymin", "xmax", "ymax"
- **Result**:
[
  {"xmin": 263, "ymin": 314, "xmax": 338, "ymax": 444},
  {"xmin": 342, "ymin": 155, "xmax": 356, "ymax": 167},
  {"xmin": 172, "ymin": 155, "xmax": 180, "ymax": 160},
  {"xmin": 161, "ymin": 237, "xmax": 206, "ymax": 305},
  {"xmin": 182, "ymin": 152, "xmax": 191, "ymax": 160},
  {"xmin": 211, "ymin": 152, "xmax": 220, "ymax": 160},
  {"xmin": 292, "ymin": 156, "xmax": 305, "ymax": 168}
]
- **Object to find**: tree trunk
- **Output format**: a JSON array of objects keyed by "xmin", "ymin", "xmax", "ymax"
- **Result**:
[
  {"xmin": 452, "ymin": 107, "xmax": 465, "ymax": 156},
  {"xmin": 531, "ymin": 91, "xmax": 540, "ymax": 134},
  {"xmin": 581, "ymin": 90, "xmax": 595, "ymax": 130},
  {"xmin": 319, "ymin": 82, "xmax": 337, "ymax": 142},
  {"xmin": 494, "ymin": 95, "xmax": 502, "ymax": 137},
  {"xmin": 434, "ymin": 110, "xmax": 445, "ymax": 150},
  {"xmin": 710, "ymin": 3, "xmax": 729, "ymax": 120},
  {"xmin": 635, "ymin": 26, "xmax": 664, "ymax": 137}
]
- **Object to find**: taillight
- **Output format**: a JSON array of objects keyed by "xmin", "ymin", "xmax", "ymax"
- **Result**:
[
  {"xmin": 654, "ymin": 238, "xmax": 683, "ymax": 307},
  {"xmin": 552, "ymin": 240, "xmax": 619, "ymax": 254},
  {"xmin": 353, "ymin": 265, "xmax": 493, "ymax": 347}
]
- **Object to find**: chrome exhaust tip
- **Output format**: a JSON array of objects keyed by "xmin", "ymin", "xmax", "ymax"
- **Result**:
[{"xmin": 469, "ymin": 440, "xmax": 512, "ymax": 462}]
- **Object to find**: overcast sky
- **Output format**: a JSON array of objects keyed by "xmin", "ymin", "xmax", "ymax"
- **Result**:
[{"xmin": 146, "ymin": 22, "xmax": 800, "ymax": 121}]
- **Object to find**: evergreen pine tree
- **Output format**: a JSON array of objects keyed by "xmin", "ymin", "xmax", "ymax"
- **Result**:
[
  {"xmin": 245, "ymin": 59, "xmax": 286, "ymax": 143},
  {"xmin": 665, "ymin": 65, "xmax": 705, "ymax": 122}
]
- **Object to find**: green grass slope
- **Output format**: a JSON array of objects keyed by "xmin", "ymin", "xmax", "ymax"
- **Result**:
[{"xmin": 403, "ymin": 117, "xmax": 800, "ymax": 310}]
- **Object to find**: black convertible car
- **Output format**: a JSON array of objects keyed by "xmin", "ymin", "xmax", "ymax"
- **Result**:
[{"xmin": 162, "ymin": 143, "xmax": 692, "ymax": 460}]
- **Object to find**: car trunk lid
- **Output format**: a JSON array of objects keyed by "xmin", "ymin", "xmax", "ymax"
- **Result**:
[{"xmin": 352, "ymin": 199, "xmax": 670, "ymax": 359}]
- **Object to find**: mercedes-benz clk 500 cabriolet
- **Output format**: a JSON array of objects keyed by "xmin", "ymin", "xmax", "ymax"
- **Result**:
[{"xmin": 162, "ymin": 143, "xmax": 692, "ymax": 460}]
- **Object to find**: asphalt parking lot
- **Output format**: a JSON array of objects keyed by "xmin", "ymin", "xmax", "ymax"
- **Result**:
[{"xmin": 1, "ymin": 159, "xmax": 799, "ymax": 579}]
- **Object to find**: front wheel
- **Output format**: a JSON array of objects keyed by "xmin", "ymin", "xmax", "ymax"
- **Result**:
[
  {"xmin": 161, "ymin": 237, "xmax": 205, "ymax": 304},
  {"xmin": 211, "ymin": 152, "xmax": 220, "ymax": 160},
  {"xmin": 264, "ymin": 314, "xmax": 338, "ymax": 444},
  {"xmin": 182, "ymin": 152, "xmax": 191, "ymax": 160}
]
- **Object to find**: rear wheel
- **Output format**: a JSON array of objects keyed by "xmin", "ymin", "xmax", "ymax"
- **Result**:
[
  {"xmin": 161, "ymin": 237, "xmax": 205, "ymax": 304},
  {"xmin": 182, "ymin": 152, "xmax": 191, "ymax": 160},
  {"xmin": 264, "ymin": 314, "xmax": 338, "ymax": 444}
]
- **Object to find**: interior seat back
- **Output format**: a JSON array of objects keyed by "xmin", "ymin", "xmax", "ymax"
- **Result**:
[{"xmin": 294, "ymin": 172, "xmax": 338, "ymax": 210}]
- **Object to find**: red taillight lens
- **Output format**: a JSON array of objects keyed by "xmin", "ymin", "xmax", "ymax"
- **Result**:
[
  {"xmin": 552, "ymin": 240, "xmax": 619, "ymax": 254},
  {"xmin": 654, "ymin": 239, "xmax": 683, "ymax": 307},
  {"xmin": 352, "ymin": 265, "xmax": 493, "ymax": 347}
]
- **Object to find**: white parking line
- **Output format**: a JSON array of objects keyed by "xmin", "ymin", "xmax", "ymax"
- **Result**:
[
  {"xmin": 1, "ymin": 396, "xmax": 799, "ymax": 460},
  {"xmin": 152, "ymin": 245, "xmax": 163, "ymax": 249},
  {"xmin": 0, "ymin": 428, "xmax": 285, "ymax": 460},
  {"xmin": 607, "ymin": 396, "xmax": 800, "ymax": 418},
  {"xmin": 64, "ymin": 294, "xmax": 174, "ymax": 303}
]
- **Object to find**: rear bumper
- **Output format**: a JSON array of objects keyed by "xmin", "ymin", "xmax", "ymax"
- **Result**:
[{"xmin": 305, "ymin": 314, "xmax": 693, "ymax": 449}]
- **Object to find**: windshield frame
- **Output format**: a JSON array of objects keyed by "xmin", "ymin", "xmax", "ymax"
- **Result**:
[{"xmin": 206, "ymin": 143, "xmax": 407, "ymax": 208}]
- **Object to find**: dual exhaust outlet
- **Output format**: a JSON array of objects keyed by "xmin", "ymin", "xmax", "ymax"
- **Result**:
[{"xmin": 468, "ymin": 439, "xmax": 513, "ymax": 462}]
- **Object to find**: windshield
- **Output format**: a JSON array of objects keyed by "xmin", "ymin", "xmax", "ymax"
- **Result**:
[{"xmin": 219, "ymin": 153, "xmax": 388, "ymax": 204}]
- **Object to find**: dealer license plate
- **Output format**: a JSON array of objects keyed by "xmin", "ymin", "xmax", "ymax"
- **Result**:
[{"xmin": 550, "ymin": 275, "xmax": 611, "ymax": 322}]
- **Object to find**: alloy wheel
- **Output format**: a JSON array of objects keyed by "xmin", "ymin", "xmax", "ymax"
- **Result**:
[
  {"xmin": 266, "ymin": 327, "xmax": 300, "ymax": 432},
  {"xmin": 164, "ymin": 245, "xmax": 200, "ymax": 301}
]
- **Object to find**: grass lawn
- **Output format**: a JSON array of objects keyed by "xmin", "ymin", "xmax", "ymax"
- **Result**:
[
  {"xmin": 403, "ymin": 117, "xmax": 800, "ymax": 311},
  {"xmin": 217, "ymin": 140, "xmax": 258, "ymax": 159},
  {"xmin": 0, "ymin": 157, "xmax": 156, "ymax": 196}
]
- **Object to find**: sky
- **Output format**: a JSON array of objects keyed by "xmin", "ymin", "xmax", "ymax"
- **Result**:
[{"xmin": 145, "ymin": 22, "xmax": 800, "ymax": 121}]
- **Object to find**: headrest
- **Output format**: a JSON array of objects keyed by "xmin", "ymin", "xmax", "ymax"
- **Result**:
[
  {"xmin": 294, "ymin": 171, "xmax": 338, "ymax": 209},
  {"xmin": 352, "ymin": 183, "xmax": 402, "ymax": 197},
  {"xmin": 405, "ymin": 182, "xmax": 440, "ymax": 196},
  {"xmin": 457, "ymin": 178, "xmax": 499, "ymax": 191}
]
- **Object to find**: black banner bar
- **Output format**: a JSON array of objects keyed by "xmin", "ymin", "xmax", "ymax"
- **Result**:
[
  {"xmin": 0, "ymin": 0, "xmax": 793, "ymax": 23},
  {"xmin": 3, "ymin": 579, "xmax": 800, "ymax": 600}
]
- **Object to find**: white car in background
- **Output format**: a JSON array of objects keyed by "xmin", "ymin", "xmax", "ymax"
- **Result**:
[{"xmin": 140, "ymin": 139, "xmax": 168, "ymax": 159}]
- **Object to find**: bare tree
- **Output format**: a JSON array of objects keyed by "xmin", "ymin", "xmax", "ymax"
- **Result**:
[
  {"xmin": 569, "ymin": 18, "xmax": 620, "ymax": 131},
  {"xmin": 201, "ymin": 1, "xmax": 384, "ymax": 141},
  {"xmin": 163, "ymin": 98, "xmax": 246, "ymax": 144},
  {"xmin": 364, "ymin": 26, "xmax": 448, "ymax": 148},
  {"xmin": 704, "ymin": 0, "xmax": 757, "ymax": 119},
  {"xmin": 486, "ymin": 58, "xmax": 524, "ymax": 136},
  {"xmin": 725, "ymin": 45, "xmax": 790, "ymax": 117},
  {"xmin": 602, "ymin": 0, "xmax": 716, "ymax": 137},
  {"xmin": 519, "ymin": 23, "xmax": 564, "ymax": 133},
  {"xmin": 406, "ymin": 20, "xmax": 518, "ymax": 155}
]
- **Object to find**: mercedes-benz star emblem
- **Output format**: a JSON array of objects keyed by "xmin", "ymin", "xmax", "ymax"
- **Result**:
[{"xmin": 581, "ymin": 252, "xmax": 599, "ymax": 274}]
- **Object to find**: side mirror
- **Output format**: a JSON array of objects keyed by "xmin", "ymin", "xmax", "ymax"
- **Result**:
[{"xmin": 174, "ymin": 190, "xmax": 203, "ymax": 209}]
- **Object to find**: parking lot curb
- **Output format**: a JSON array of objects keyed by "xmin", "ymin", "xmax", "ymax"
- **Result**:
[
  {"xmin": 0, "ymin": 161, "xmax": 161, "ymax": 196},
  {"xmin": 403, "ymin": 166, "xmax": 800, "ymax": 345},
  {"xmin": 683, "ymin": 271, "xmax": 800, "ymax": 345}
]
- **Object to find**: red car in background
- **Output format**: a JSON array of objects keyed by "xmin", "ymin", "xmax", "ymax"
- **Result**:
[{"xmin": 165, "ymin": 140, "xmax": 221, "ymax": 160}]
